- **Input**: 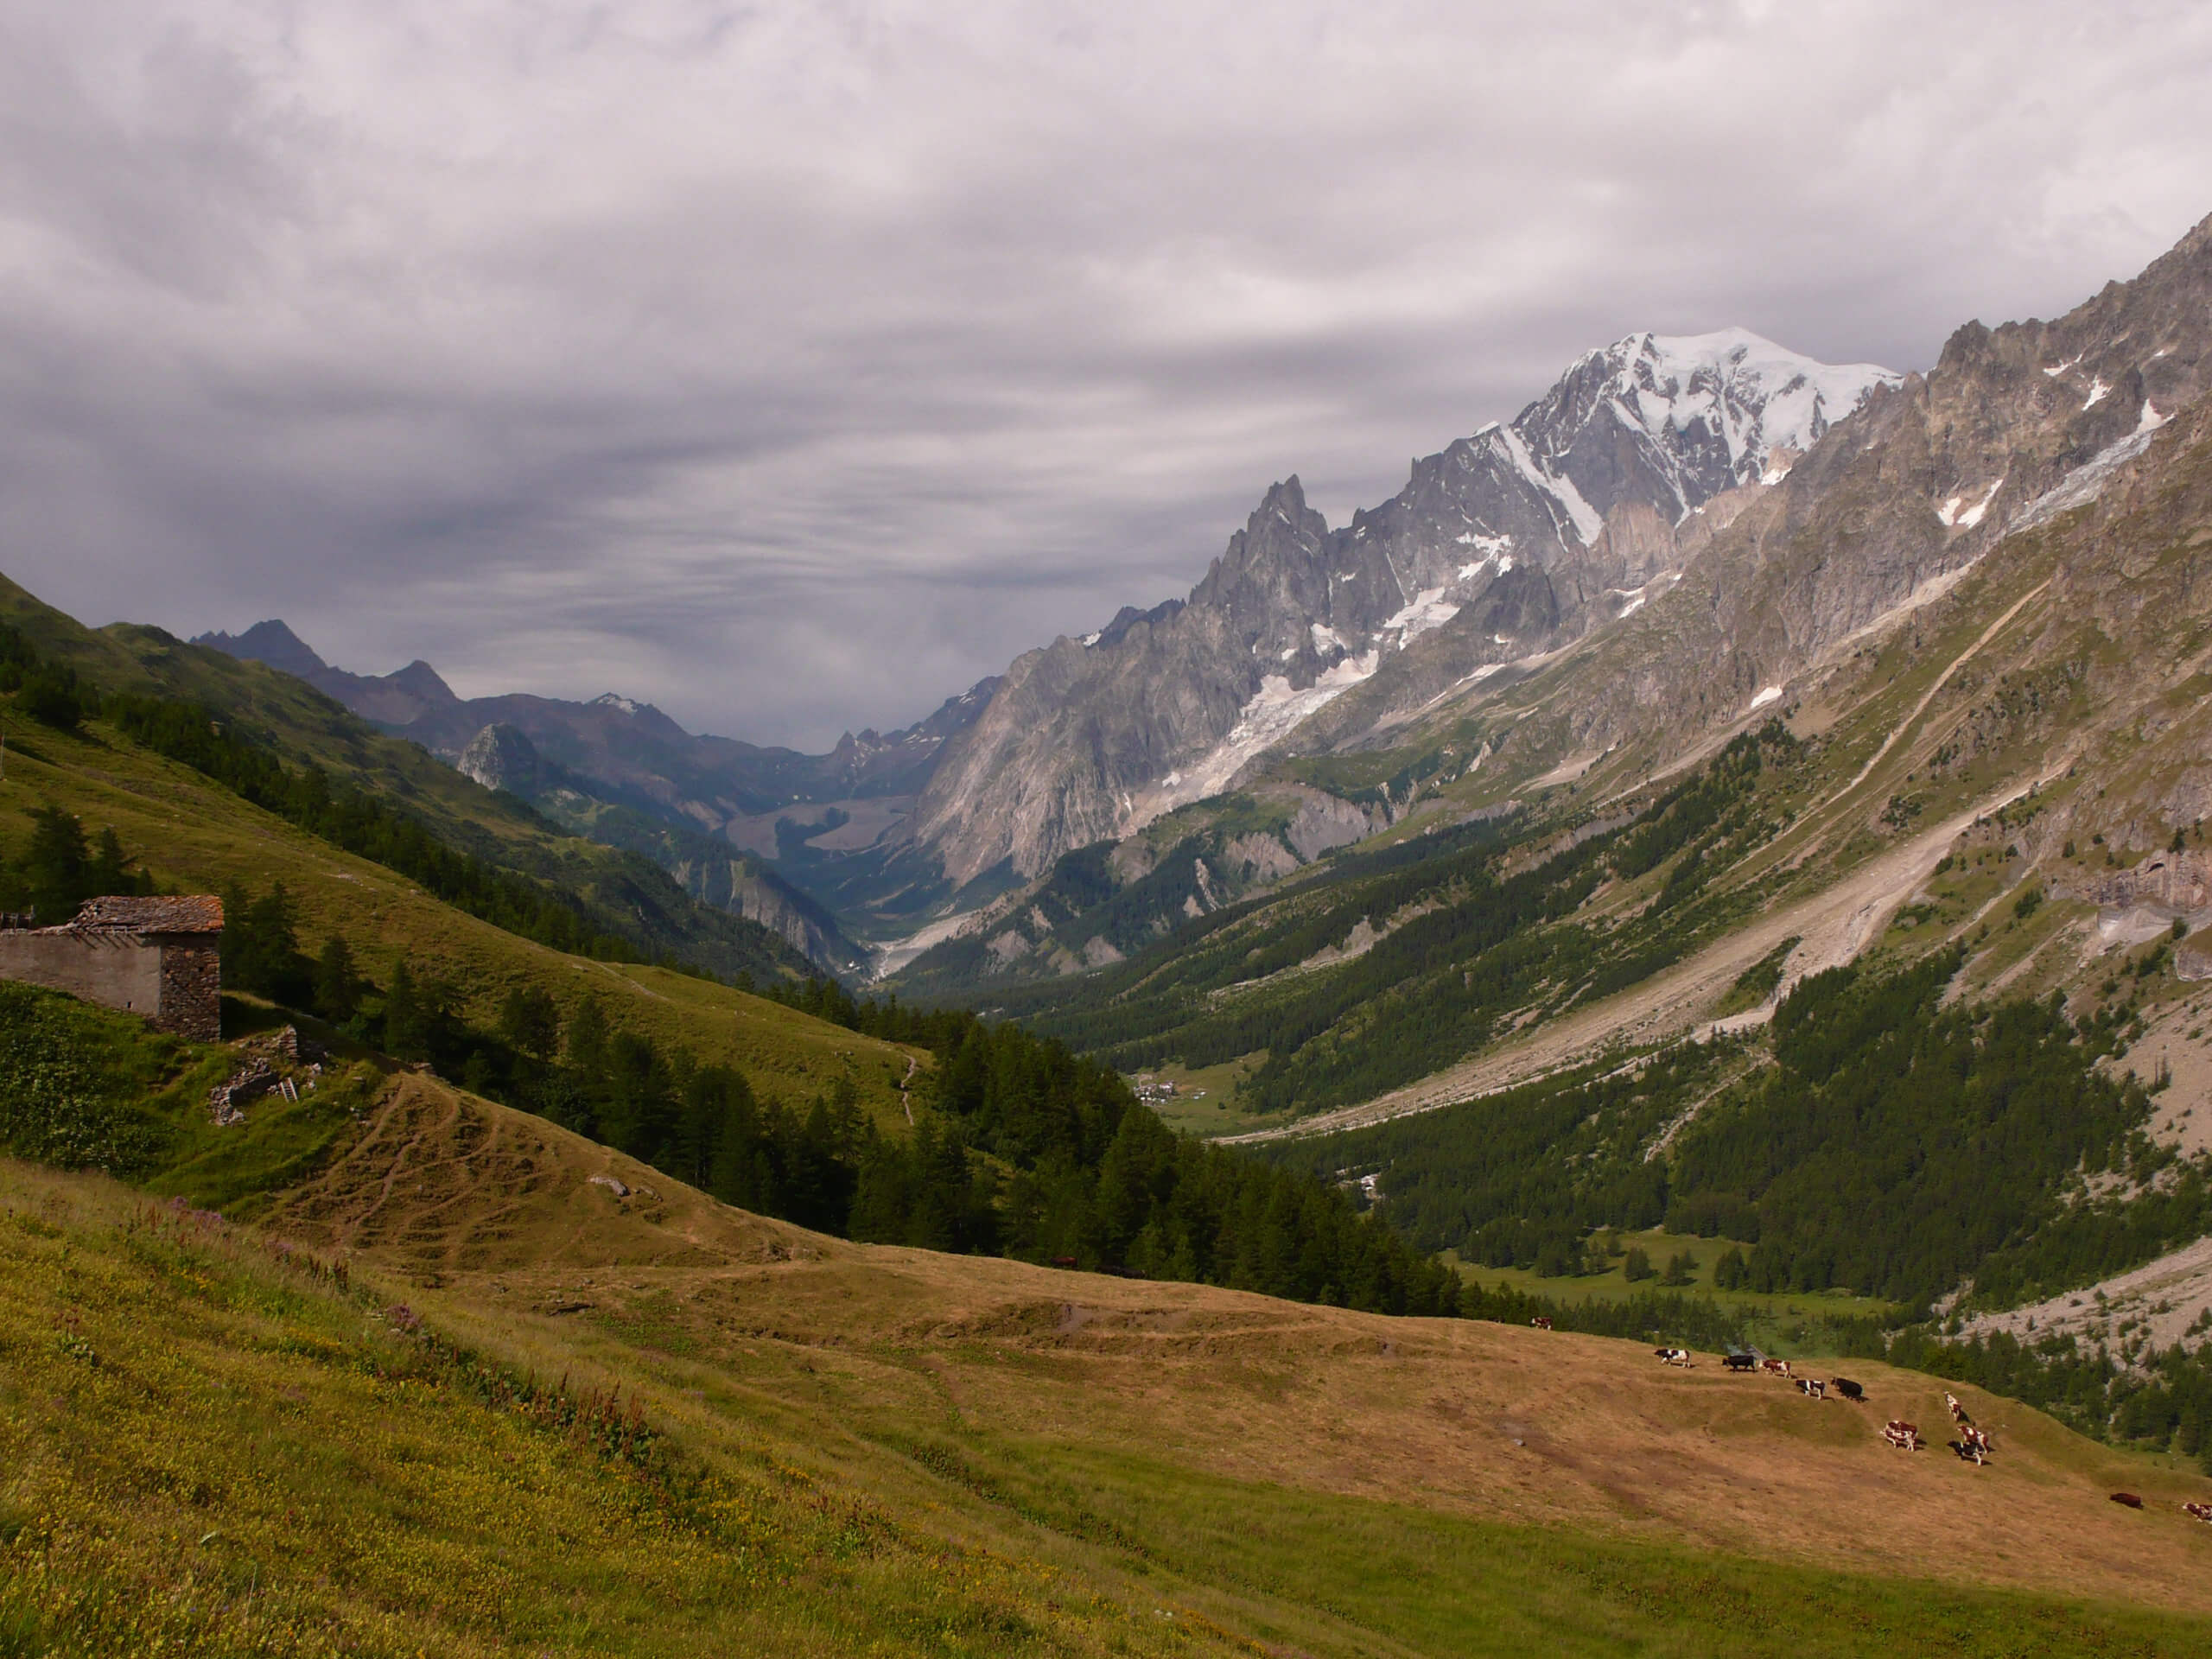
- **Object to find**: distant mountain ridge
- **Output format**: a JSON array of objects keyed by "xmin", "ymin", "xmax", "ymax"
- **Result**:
[
  {"xmin": 192, "ymin": 618, "xmax": 998, "ymax": 971},
  {"xmin": 192, "ymin": 619, "xmax": 992, "ymax": 811}
]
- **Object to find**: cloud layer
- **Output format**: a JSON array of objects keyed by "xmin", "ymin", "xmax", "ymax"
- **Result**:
[{"xmin": 3, "ymin": 1, "xmax": 2208, "ymax": 746}]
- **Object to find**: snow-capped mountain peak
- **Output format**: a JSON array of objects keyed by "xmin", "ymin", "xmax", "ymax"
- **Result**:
[
  {"xmin": 1518, "ymin": 328, "xmax": 1902, "ymax": 521},
  {"xmin": 1624, "ymin": 327, "xmax": 1899, "ymax": 465}
]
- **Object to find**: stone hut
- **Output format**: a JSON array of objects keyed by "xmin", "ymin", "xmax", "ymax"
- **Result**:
[{"xmin": 0, "ymin": 894, "xmax": 224, "ymax": 1040}]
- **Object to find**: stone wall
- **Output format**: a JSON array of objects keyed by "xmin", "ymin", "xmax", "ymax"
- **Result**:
[
  {"xmin": 0, "ymin": 931, "xmax": 220, "ymax": 1041},
  {"xmin": 156, "ymin": 939, "xmax": 221, "ymax": 1041},
  {"xmin": 0, "ymin": 930, "xmax": 164, "ymax": 1022}
]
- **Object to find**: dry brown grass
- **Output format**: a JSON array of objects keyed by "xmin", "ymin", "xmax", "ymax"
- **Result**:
[{"xmin": 267, "ymin": 1071, "xmax": 2212, "ymax": 1621}]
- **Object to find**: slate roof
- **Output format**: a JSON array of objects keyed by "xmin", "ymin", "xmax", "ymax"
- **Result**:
[{"xmin": 70, "ymin": 895, "xmax": 226, "ymax": 934}]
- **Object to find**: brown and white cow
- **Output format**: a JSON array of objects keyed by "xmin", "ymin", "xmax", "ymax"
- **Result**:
[
  {"xmin": 1882, "ymin": 1421, "xmax": 1922, "ymax": 1451},
  {"xmin": 1951, "ymin": 1428, "xmax": 1991, "ymax": 1465}
]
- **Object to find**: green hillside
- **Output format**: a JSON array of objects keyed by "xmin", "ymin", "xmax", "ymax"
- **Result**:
[
  {"xmin": 0, "ymin": 571, "xmax": 814, "ymax": 985},
  {"xmin": 0, "ymin": 837, "xmax": 2206, "ymax": 1650},
  {"xmin": 0, "ymin": 683, "xmax": 920, "ymax": 1130}
]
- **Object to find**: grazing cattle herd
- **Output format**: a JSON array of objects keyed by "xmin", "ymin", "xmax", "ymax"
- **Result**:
[
  {"xmin": 1516, "ymin": 1326, "xmax": 2212, "ymax": 1523},
  {"xmin": 1640, "ymin": 1341, "xmax": 1941, "ymax": 1458}
]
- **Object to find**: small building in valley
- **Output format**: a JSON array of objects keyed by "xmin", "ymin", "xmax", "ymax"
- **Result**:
[{"xmin": 0, "ymin": 895, "xmax": 224, "ymax": 1040}]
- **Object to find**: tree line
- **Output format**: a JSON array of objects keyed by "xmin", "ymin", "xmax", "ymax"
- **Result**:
[
  {"xmin": 221, "ymin": 893, "xmax": 1462, "ymax": 1316},
  {"xmin": 0, "ymin": 610, "xmax": 812, "ymax": 982},
  {"xmin": 0, "ymin": 803, "xmax": 156, "ymax": 921},
  {"xmin": 105, "ymin": 693, "xmax": 650, "ymax": 964}
]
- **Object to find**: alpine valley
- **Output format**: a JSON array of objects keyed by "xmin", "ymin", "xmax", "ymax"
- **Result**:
[{"xmin": 8, "ymin": 214, "xmax": 2212, "ymax": 1656}]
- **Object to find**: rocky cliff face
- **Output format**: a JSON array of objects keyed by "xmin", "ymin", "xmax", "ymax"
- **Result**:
[
  {"xmin": 912, "ymin": 332, "xmax": 1899, "ymax": 884},
  {"xmin": 457, "ymin": 722, "xmax": 541, "ymax": 795},
  {"xmin": 663, "ymin": 849, "xmax": 863, "ymax": 976}
]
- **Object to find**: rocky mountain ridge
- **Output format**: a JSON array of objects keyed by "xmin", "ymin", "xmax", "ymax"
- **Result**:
[
  {"xmin": 1397, "ymin": 210, "xmax": 2212, "ymax": 778},
  {"xmin": 887, "ymin": 211, "xmax": 2212, "ymax": 1010},
  {"xmin": 906, "ymin": 331, "xmax": 1899, "ymax": 887}
]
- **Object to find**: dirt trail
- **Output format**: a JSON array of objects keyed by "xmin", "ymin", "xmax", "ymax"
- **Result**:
[
  {"xmin": 1827, "ymin": 578, "xmax": 2050, "ymax": 804},
  {"xmin": 1225, "ymin": 776, "xmax": 2046, "ymax": 1145}
]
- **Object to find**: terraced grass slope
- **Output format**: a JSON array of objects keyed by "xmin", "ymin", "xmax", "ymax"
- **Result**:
[{"xmin": 10, "ymin": 1072, "xmax": 2212, "ymax": 1656}]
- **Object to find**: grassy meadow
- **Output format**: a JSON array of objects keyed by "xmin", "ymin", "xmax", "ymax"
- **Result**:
[{"xmin": 8, "ymin": 1149, "xmax": 2212, "ymax": 1656}]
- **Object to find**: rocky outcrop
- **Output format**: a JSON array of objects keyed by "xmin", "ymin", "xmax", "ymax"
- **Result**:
[
  {"xmin": 663, "ymin": 851, "xmax": 864, "ymax": 976},
  {"xmin": 2070, "ymin": 849, "xmax": 2212, "ymax": 914},
  {"xmin": 458, "ymin": 722, "xmax": 541, "ymax": 795}
]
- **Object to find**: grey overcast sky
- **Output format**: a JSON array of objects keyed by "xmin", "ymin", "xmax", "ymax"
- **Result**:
[{"xmin": 4, "ymin": 2, "xmax": 2209, "ymax": 748}]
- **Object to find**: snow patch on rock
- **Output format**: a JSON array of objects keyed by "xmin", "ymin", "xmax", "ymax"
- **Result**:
[
  {"xmin": 1937, "ymin": 476, "xmax": 2005, "ymax": 530},
  {"xmin": 1146, "ymin": 651, "xmax": 1382, "ymax": 818},
  {"xmin": 1382, "ymin": 587, "xmax": 1460, "ymax": 645},
  {"xmin": 2010, "ymin": 418, "xmax": 2168, "ymax": 533}
]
